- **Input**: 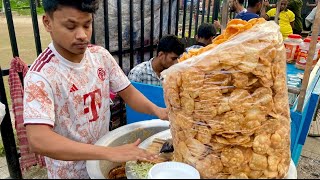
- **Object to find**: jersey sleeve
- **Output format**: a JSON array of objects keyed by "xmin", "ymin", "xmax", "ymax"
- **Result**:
[
  {"xmin": 103, "ymin": 49, "xmax": 131, "ymax": 93},
  {"xmin": 289, "ymin": 10, "xmax": 295, "ymax": 22},
  {"xmin": 266, "ymin": 9, "xmax": 275, "ymax": 18},
  {"xmin": 23, "ymin": 72, "xmax": 55, "ymax": 127}
]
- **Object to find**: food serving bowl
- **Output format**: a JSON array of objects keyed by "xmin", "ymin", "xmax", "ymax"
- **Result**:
[{"xmin": 86, "ymin": 119, "xmax": 170, "ymax": 179}]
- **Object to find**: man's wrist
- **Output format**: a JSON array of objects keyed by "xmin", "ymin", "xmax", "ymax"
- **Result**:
[{"xmin": 151, "ymin": 105, "xmax": 159, "ymax": 117}]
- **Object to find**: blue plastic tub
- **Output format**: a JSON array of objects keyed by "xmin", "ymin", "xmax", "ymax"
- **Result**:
[{"xmin": 126, "ymin": 81, "xmax": 166, "ymax": 124}]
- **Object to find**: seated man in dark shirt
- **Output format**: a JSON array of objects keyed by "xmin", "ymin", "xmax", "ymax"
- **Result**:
[
  {"xmin": 235, "ymin": 0, "xmax": 266, "ymax": 21},
  {"xmin": 186, "ymin": 23, "xmax": 217, "ymax": 52}
]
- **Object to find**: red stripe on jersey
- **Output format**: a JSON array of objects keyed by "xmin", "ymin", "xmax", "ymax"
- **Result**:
[
  {"xmin": 35, "ymin": 53, "xmax": 54, "ymax": 72},
  {"xmin": 30, "ymin": 48, "xmax": 50, "ymax": 71}
]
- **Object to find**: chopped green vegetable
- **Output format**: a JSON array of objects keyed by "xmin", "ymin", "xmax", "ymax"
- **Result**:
[{"xmin": 129, "ymin": 162, "xmax": 154, "ymax": 179}]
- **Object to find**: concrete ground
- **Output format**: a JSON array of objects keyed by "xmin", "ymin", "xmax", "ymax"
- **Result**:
[{"xmin": 297, "ymin": 136, "xmax": 320, "ymax": 179}]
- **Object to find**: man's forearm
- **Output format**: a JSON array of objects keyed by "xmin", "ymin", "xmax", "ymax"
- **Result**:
[
  {"xmin": 27, "ymin": 125, "xmax": 112, "ymax": 161},
  {"xmin": 118, "ymin": 85, "xmax": 159, "ymax": 116},
  {"xmin": 260, "ymin": 6, "xmax": 267, "ymax": 19}
]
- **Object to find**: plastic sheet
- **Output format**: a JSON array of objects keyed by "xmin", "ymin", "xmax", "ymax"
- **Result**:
[{"xmin": 162, "ymin": 19, "xmax": 291, "ymax": 179}]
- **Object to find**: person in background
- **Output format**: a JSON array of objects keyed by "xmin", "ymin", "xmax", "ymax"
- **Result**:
[
  {"xmin": 305, "ymin": 4, "xmax": 319, "ymax": 35},
  {"xmin": 307, "ymin": 0, "xmax": 318, "ymax": 8},
  {"xmin": 268, "ymin": 0, "xmax": 303, "ymax": 34},
  {"xmin": 230, "ymin": 0, "xmax": 248, "ymax": 14},
  {"xmin": 24, "ymin": 0, "xmax": 168, "ymax": 179},
  {"xmin": 266, "ymin": 0, "xmax": 295, "ymax": 39},
  {"xmin": 186, "ymin": 23, "xmax": 217, "ymax": 52},
  {"xmin": 287, "ymin": 0, "xmax": 303, "ymax": 34},
  {"xmin": 128, "ymin": 35, "xmax": 184, "ymax": 86},
  {"xmin": 214, "ymin": 0, "xmax": 247, "ymax": 30},
  {"xmin": 235, "ymin": 0, "xmax": 267, "ymax": 21}
]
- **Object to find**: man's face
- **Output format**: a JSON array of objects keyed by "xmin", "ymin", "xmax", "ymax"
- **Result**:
[
  {"xmin": 280, "ymin": 0, "xmax": 288, "ymax": 11},
  {"xmin": 229, "ymin": 0, "xmax": 237, "ymax": 12},
  {"xmin": 159, "ymin": 52, "xmax": 179, "ymax": 70},
  {"xmin": 43, "ymin": 6, "xmax": 93, "ymax": 57}
]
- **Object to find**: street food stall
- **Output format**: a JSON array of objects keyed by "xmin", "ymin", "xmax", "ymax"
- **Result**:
[{"xmin": 87, "ymin": 0, "xmax": 320, "ymax": 179}]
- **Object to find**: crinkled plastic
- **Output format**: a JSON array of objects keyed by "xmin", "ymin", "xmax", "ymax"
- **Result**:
[{"xmin": 162, "ymin": 19, "xmax": 291, "ymax": 179}]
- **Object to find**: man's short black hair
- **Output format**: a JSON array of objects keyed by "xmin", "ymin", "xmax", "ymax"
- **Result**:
[
  {"xmin": 43, "ymin": 0, "xmax": 99, "ymax": 15},
  {"xmin": 238, "ymin": 0, "xmax": 245, "ymax": 5},
  {"xmin": 248, "ymin": 0, "xmax": 262, "ymax": 7},
  {"xmin": 197, "ymin": 23, "xmax": 217, "ymax": 40},
  {"xmin": 157, "ymin": 35, "xmax": 185, "ymax": 56}
]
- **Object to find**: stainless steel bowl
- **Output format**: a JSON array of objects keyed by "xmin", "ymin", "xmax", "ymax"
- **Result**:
[
  {"xmin": 86, "ymin": 119, "xmax": 170, "ymax": 179},
  {"xmin": 126, "ymin": 129, "xmax": 172, "ymax": 179}
]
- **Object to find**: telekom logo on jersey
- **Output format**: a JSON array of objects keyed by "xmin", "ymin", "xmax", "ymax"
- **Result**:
[
  {"xmin": 82, "ymin": 68, "xmax": 106, "ymax": 122},
  {"xmin": 83, "ymin": 89, "xmax": 102, "ymax": 122}
]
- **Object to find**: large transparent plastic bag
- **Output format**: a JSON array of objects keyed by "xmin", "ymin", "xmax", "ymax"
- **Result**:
[{"xmin": 162, "ymin": 19, "xmax": 291, "ymax": 179}]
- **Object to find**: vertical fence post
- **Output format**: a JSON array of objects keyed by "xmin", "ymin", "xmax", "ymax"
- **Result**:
[
  {"xmin": 0, "ymin": 67, "xmax": 22, "ymax": 179},
  {"xmin": 194, "ymin": 0, "xmax": 201, "ymax": 37},
  {"xmin": 159, "ymin": 0, "xmax": 164, "ymax": 39},
  {"xmin": 140, "ymin": 0, "xmax": 145, "ymax": 62},
  {"xmin": 129, "ymin": 0, "xmax": 134, "ymax": 69},
  {"xmin": 117, "ymin": 0, "xmax": 123, "ymax": 68},
  {"xmin": 150, "ymin": 0, "xmax": 154, "ymax": 58},
  {"xmin": 182, "ymin": 0, "xmax": 187, "ymax": 37},
  {"xmin": 168, "ymin": 0, "xmax": 172, "ymax": 34},
  {"xmin": 3, "ymin": 1, "xmax": 22, "ymax": 178},
  {"xmin": 207, "ymin": 0, "xmax": 212, "ymax": 23},
  {"xmin": 29, "ymin": 0, "xmax": 42, "ymax": 56},
  {"xmin": 188, "ymin": 0, "xmax": 194, "ymax": 38},
  {"xmin": 213, "ymin": 0, "xmax": 220, "ymax": 22},
  {"xmin": 104, "ymin": 0, "xmax": 110, "ymax": 50},
  {"xmin": 4, "ymin": 0, "xmax": 19, "ymax": 57},
  {"xmin": 201, "ymin": 0, "xmax": 206, "ymax": 23},
  {"xmin": 175, "ymin": 0, "xmax": 179, "ymax": 36}
]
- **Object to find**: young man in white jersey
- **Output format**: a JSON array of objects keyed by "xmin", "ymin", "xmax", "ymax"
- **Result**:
[{"xmin": 23, "ymin": 0, "xmax": 167, "ymax": 179}]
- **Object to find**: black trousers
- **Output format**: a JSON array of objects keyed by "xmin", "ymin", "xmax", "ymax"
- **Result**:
[{"xmin": 293, "ymin": 29, "xmax": 302, "ymax": 35}]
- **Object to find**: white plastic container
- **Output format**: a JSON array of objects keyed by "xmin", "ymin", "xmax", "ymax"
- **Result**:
[
  {"xmin": 296, "ymin": 37, "xmax": 320, "ymax": 70},
  {"xmin": 284, "ymin": 34, "xmax": 303, "ymax": 63},
  {"xmin": 296, "ymin": 38, "xmax": 310, "ymax": 70},
  {"xmin": 316, "ymin": 37, "xmax": 320, "ymax": 61},
  {"xmin": 147, "ymin": 162, "xmax": 200, "ymax": 179},
  {"xmin": 315, "ymin": 40, "xmax": 320, "ymax": 64}
]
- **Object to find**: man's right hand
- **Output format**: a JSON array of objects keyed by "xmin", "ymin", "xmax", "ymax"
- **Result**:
[{"xmin": 107, "ymin": 139, "xmax": 158, "ymax": 163}]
